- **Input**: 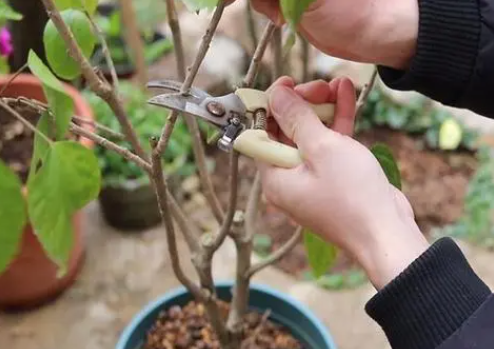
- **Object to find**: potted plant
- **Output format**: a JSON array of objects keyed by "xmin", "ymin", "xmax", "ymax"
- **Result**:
[
  {"xmin": 84, "ymin": 82, "xmax": 195, "ymax": 231},
  {"xmin": 91, "ymin": 0, "xmax": 173, "ymax": 80},
  {"xmin": 1, "ymin": 0, "xmax": 401, "ymax": 347}
]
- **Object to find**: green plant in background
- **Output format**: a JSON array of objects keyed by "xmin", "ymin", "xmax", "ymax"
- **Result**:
[
  {"xmin": 0, "ymin": 2, "xmax": 22, "ymax": 74},
  {"xmin": 358, "ymin": 88, "xmax": 479, "ymax": 151},
  {"xmin": 434, "ymin": 146, "xmax": 494, "ymax": 248},
  {"xmin": 83, "ymin": 82, "xmax": 196, "ymax": 187},
  {"xmin": 92, "ymin": 1, "xmax": 173, "ymax": 69}
]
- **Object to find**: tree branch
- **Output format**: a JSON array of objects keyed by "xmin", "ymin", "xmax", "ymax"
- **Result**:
[
  {"xmin": 243, "ymin": 22, "xmax": 276, "ymax": 87},
  {"xmin": 0, "ymin": 99, "xmax": 52, "ymax": 144},
  {"xmin": 156, "ymin": 0, "xmax": 227, "ymax": 223},
  {"xmin": 150, "ymin": 139, "xmax": 205, "ymax": 301},
  {"xmin": 245, "ymin": 172, "xmax": 262, "ymax": 239},
  {"xmin": 40, "ymin": 0, "xmax": 147, "ymax": 160},
  {"xmin": 86, "ymin": 10, "xmax": 119, "ymax": 90},
  {"xmin": 69, "ymin": 123, "xmax": 151, "ymax": 172},
  {"xmin": 301, "ymin": 36, "xmax": 310, "ymax": 83},
  {"xmin": 356, "ymin": 67, "xmax": 378, "ymax": 117},
  {"xmin": 247, "ymin": 226, "xmax": 303, "ymax": 278}
]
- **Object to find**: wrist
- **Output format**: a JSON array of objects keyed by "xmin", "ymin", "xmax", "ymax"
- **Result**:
[
  {"xmin": 362, "ymin": 0, "xmax": 419, "ymax": 69},
  {"xmin": 355, "ymin": 217, "xmax": 429, "ymax": 290}
]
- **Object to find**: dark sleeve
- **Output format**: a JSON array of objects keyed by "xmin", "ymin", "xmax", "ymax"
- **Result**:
[
  {"xmin": 377, "ymin": 0, "xmax": 494, "ymax": 119},
  {"xmin": 365, "ymin": 237, "xmax": 494, "ymax": 349}
]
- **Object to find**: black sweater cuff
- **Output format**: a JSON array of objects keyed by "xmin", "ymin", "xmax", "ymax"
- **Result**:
[
  {"xmin": 365, "ymin": 237, "xmax": 491, "ymax": 349},
  {"xmin": 378, "ymin": 0, "xmax": 480, "ymax": 105}
]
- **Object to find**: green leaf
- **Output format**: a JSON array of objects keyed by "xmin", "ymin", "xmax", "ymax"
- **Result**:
[
  {"xmin": 0, "ymin": 2, "xmax": 23, "ymax": 21},
  {"xmin": 145, "ymin": 39, "xmax": 174, "ymax": 63},
  {"xmin": 280, "ymin": 0, "xmax": 316, "ymax": 28},
  {"xmin": 55, "ymin": 0, "xmax": 98, "ymax": 15},
  {"xmin": 0, "ymin": 161, "xmax": 27, "ymax": 274},
  {"xmin": 44, "ymin": 9, "xmax": 96, "ymax": 80},
  {"xmin": 28, "ymin": 142, "xmax": 101, "ymax": 272},
  {"xmin": 28, "ymin": 112, "xmax": 53, "ymax": 181},
  {"xmin": 371, "ymin": 143, "xmax": 402, "ymax": 190},
  {"xmin": 180, "ymin": 0, "xmax": 220, "ymax": 12},
  {"xmin": 28, "ymin": 51, "xmax": 74, "ymax": 142},
  {"xmin": 439, "ymin": 118, "xmax": 463, "ymax": 151},
  {"xmin": 303, "ymin": 229, "xmax": 337, "ymax": 279}
]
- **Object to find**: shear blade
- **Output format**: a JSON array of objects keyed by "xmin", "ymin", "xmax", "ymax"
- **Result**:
[{"xmin": 147, "ymin": 80, "xmax": 210, "ymax": 100}]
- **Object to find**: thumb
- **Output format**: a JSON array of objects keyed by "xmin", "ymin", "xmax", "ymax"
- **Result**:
[{"xmin": 269, "ymin": 85, "xmax": 329, "ymax": 157}]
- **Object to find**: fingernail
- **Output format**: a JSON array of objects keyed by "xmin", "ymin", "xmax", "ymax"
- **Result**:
[{"xmin": 270, "ymin": 86, "xmax": 295, "ymax": 114}]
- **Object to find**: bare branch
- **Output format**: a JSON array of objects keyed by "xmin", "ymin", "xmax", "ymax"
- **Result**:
[
  {"xmin": 72, "ymin": 116, "xmax": 125, "ymax": 140},
  {"xmin": 167, "ymin": 192, "xmax": 202, "ymax": 253},
  {"xmin": 243, "ymin": 22, "xmax": 276, "ymax": 87},
  {"xmin": 86, "ymin": 11, "xmax": 119, "ymax": 90},
  {"xmin": 156, "ymin": 0, "xmax": 228, "ymax": 223},
  {"xmin": 301, "ymin": 36, "xmax": 310, "ymax": 83},
  {"xmin": 208, "ymin": 151, "xmax": 239, "ymax": 253},
  {"xmin": 272, "ymin": 27, "xmax": 283, "ymax": 79},
  {"xmin": 0, "ymin": 99, "xmax": 52, "ymax": 144},
  {"xmin": 247, "ymin": 226, "xmax": 303, "ymax": 278},
  {"xmin": 0, "ymin": 62, "xmax": 28, "ymax": 97},
  {"xmin": 245, "ymin": 172, "xmax": 262, "ymax": 239},
  {"xmin": 69, "ymin": 123, "xmax": 151, "ymax": 172},
  {"xmin": 40, "ymin": 0, "xmax": 147, "ymax": 159},
  {"xmin": 356, "ymin": 67, "xmax": 378, "ymax": 117},
  {"xmin": 118, "ymin": 0, "xmax": 148, "ymax": 89},
  {"xmin": 150, "ymin": 140, "xmax": 205, "ymax": 301},
  {"xmin": 246, "ymin": 0, "xmax": 258, "ymax": 52}
]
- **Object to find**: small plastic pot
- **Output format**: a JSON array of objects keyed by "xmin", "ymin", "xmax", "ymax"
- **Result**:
[
  {"xmin": 117, "ymin": 282, "xmax": 337, "ymax": 349},
  {"xmin": 98, "ymin": 175, "xmax": 182, "ymax": 232}
]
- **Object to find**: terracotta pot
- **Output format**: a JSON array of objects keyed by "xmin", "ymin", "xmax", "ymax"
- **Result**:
[{"xmin": 0, "ymin": 74, "xmax": 94, "ymax": 309}]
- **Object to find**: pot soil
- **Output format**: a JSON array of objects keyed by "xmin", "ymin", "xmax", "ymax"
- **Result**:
[
  {"xmin": 211, "ymin": 127, "xmax": 477, "ymax": 280},
  {"xmin": 117, "ymin": 283, "xmax": 336, "ymax": 349},
  {"xmin": 0, "ymin": 74, "xmax": 93, "ymax": 309}
]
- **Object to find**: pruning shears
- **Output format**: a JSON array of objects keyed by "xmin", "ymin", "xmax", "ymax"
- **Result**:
[{"xmin": 147, "ymin": 80, "xmax": 336, "ymax": 168}]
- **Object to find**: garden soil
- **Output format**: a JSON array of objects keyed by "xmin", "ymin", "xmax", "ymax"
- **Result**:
[{"xmin": 211, "ymin": 127, "xmax": 477, "ymax": 278}]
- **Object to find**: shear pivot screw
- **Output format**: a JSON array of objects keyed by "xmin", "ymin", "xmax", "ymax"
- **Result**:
[{"xmin": 206, "ymin": 101, "xmax": 226, "ymax": 117}]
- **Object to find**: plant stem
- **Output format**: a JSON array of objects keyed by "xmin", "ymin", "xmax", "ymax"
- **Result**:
[
  {"xmin": 356, "ymin": 67, "xmax": 378, "ymax": 117},
  {"xmin": 157, "ymin": 0, "xmax": 227, "ymax": 223},
  {"xmin": 301, "ymin": 36, "xmax": 310, "ymax": 83},
  {"xmin": 150, "ymin": 139, "xmax": 205, "ymax": 301},
  {"xmin": 69, "ymin": 123, "xmax": 150, "ymax": 172},
  {"xmin": 246, "ymin": 0, "xmax": 258, "ymax": 52},
  {"xmin": 117, "ymin": 0, "xmax": 148, "ymax": 89},
  {"xmin": 86, "ymin": 11, "xmax": 119, "ymax": 91},
  {"xmin": 0, "ymin": 62, "xmax": 28, "ymax": 97},
  {"xmin": 245, "ymin": 172, "xmax": 262, "ymax": 239},
  {"xmin": 243, "ymin": 22, "xmax": 276, "ymax": 87},
  {"xmin": 72, "ymin": 116, "xmax": 125, "ymax": 140},
  {"xmin": 247, "ymin": 226, "xmax": 303, "ymax": 278},
  {"xmin": 40, "ymin": 0, "xmax": 147, "ymax": 160},
  {"xmin": 0, "ymin": 99, "xmax": 52, "ymax": 145},
  {"xmin": 272, "ymin": 27, "xmax": 283, "ymax": 79}
]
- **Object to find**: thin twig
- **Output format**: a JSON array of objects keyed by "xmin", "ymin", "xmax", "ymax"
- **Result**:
[
  {"xmin": 86, "ymin": 11, "xmax": 119, "ymax": 90},
  {"xmin": 150, "ymin": 140, "xmax": 205, "ymax": 301},
  {"xmin": 247, "ymin": 226, "xmax": 303, "ymax": 278},
  {"xmin": 243, "ymin": 22, "xmax": 276, "ymax": 87},
  {"xmin": 245, "ymin": 172, "xmax": 262, "ymax": 239},
  {"xmin": 0, "ymin": 62, "xmax": 28, "ymax": 97},
  {"xmin": 246, "ymin": 0, "xmax": 258, "ymax": 52},
  {"xmin": 167, "ymin": 194, "xmax": 202, "ymax": 253},
  {"xmin": 240, "ymin": 310, "xmax": 272, "ymax": 349},
  {"xmin": 69, "ymin": 123, "xmax": 151, "ymax": 172},
  {"xmin": 72, "ymin": 116, "xmax": 125, "ymax": 140},
  {"xmin": 208, "ymin": 151, "xmax": 239, "ymax": 253},
  {"xmin": 0, "ymin": 100, "xmax": 52, "ymax": 144},
  {"xmin": 356, "ymin": 67, "xmax": 378, "ymax": 117},
  {"xmin": 156, "ymin": 0, "xmax": 227, "ymax": 223},
  {"xmin": 301, "ymin": 36, "xmax": 310, "ymax": 83},
  {"xmin": 272, "ymin": 27, "xmax": 283, "ymax": 79},
  {"xmin": 40, "ymin": 0, "xmax": 147, "ymax": 159}
]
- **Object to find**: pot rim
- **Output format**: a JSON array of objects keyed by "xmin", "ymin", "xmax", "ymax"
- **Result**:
[{"xmin": 116, "ymin": 280, "xmax": 337, "ymax": 349}]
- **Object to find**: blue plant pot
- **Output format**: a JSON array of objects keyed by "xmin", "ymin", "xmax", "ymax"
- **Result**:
[{"xmin": 117, "ymin": 281, "xmax": 337, "ymax": 349}]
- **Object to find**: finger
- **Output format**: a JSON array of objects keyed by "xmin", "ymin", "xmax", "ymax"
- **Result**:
[
  {"xmin": 268, "ymin": 76, "xmax": 295, "ymax": 93},
  {"xmin": 266, "ymin": 77, "xmax": 295, "ymax": 142},
  {"xmin": 269, "ymin": 85, "xmax": 331, "ymax": 158},
  {"xmin": 294, "ymin": 80, "xmax": 333, "ymax": 104},
  {"xmin": 331, "ymin": 77, "xmax": 357, "ymax": 136}
]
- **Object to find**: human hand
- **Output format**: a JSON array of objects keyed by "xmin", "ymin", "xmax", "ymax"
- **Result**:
[
  {"xmin": 249, "ymin": 0, "xmax": 419, "ymax": 70},
  {"xmin": 258, "ymin": 77, "xmax": 429, "ymax": 289}
]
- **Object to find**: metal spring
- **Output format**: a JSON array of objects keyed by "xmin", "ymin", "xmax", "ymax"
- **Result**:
[{"xmin": 254, "ymin": 109, "xmax": 267, "ymax": 130}]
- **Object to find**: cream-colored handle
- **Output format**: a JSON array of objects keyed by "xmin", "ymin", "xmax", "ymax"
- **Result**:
[
  {"xmin": 235, "ymin": 88, "xmax": 335, "ymax": 125},
  {"xmin": 233, "ymin": 129, "xmax": 302, "ymax": 168}
]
